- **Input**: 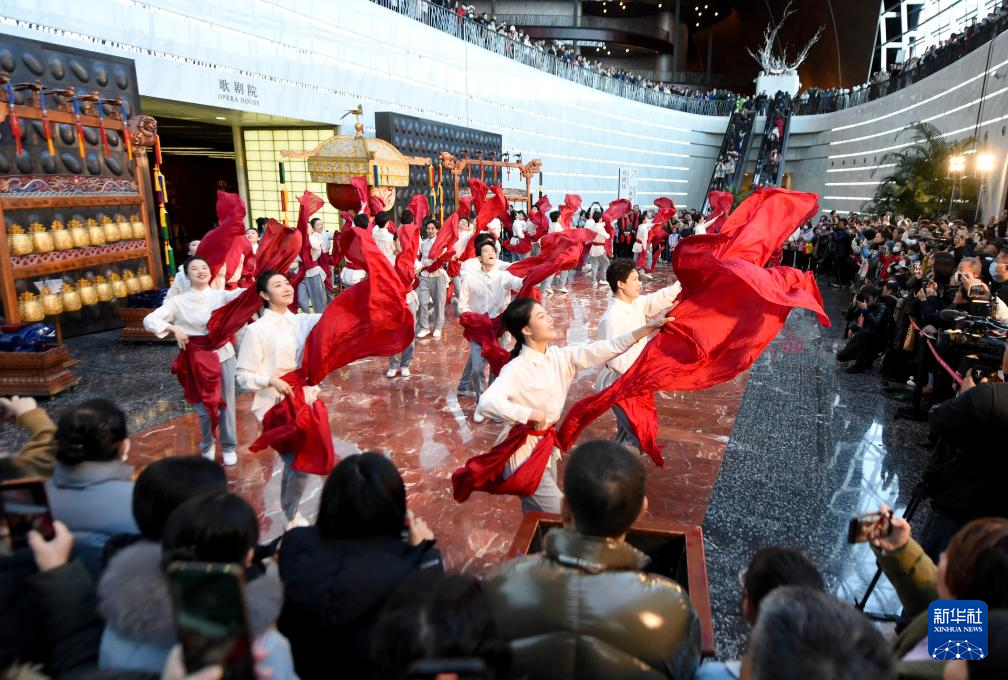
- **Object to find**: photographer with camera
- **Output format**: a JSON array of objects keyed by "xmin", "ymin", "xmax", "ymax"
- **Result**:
[
  {"xmin": 919, "ymin": 344, "xmax": 1008, "ymax": 559},
  {"xmin": 837, "ymin": 284, "xmax": 894, "ymax": 373}
]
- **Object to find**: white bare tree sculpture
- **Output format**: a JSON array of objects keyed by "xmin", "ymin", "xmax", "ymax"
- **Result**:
[{"xmin": 748, "ymin": 2, "xmax": 824, "ymax": 75}]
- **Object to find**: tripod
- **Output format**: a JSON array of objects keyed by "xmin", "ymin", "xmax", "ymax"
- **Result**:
[{"xmin": 855, "ymin": 437, "xmax": 944, "ymax": 622}]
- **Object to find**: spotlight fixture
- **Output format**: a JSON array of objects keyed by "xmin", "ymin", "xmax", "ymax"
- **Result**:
[
  {"xmin": 976, "ymin": 153, "xmax": 995, "ymax": 173},
  {"xmin": 949, "ymin": 155, "xmax": 966, "ymax": 174}
]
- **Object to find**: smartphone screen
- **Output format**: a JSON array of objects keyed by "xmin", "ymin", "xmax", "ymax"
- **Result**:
[
  {"xmin": 167, "ymin": 562, "xmax": 256, "ymax": 680},
  {"xmin": 0, "ymin": 479, "xmax": 55, "ymax": 552},
  {"xmin": 847, "ymin": 511, "xmax": 893, "ymax": 544}
]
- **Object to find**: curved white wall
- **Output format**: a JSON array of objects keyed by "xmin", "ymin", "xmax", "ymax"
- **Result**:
[
  {"xmin": 1, "ymin": 0, "xmax": 726, "ymax": 209},
  {"xmin": 3, "ymin": 0, "xmax": 1007, "ymax": 219},
  {"xmin": 788, "ymin": 28, "xmax": 1008, "ymax": 219}
]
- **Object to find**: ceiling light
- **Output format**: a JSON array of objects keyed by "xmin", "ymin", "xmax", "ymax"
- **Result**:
[
  {"xmin": 695, "ymin": 5, "xmax": 699, "ymax": 9},
  {"xmin": 625, "ymin": 48, "xmax": 629, "ymax": 52},
  {"xmin": 215, "ymin": 116, "xmax": 227, "ymax": 120},
  {"xmin": 705, "ymin": 4, "xmax": 708, "ymax": 8},
  {"xmin": 696, "ymin": 22, "xmax": 700, "ymax": 27},
  {"xmin": 714, "ymin": 11, "xmax": 718, "ymax": 16}
]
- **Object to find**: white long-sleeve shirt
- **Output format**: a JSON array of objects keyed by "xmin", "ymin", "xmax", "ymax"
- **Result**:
[
  {"xmin": 460, "ymin": 257, "xmax": 510, "ymax": 277},
  {"xmin": 634, "ymin": 220, "xmax": 652, "ymax": 253},
  {"xmin": 594, "ymin": 283, "xmax": 681, "ymax": 390},
  {"xmin": 453, "ymin": 230, "xmax": 475, "ymax": 259},
  {"xmin": 478, "ymin": 332, "xmax": 638, "ymax": 473},
  {"xmin": 587, "ymin": 219, "xmax": 608, "ymax": 257},
  {"xmin": 372, "ymin": 225, "xmax": 396, "ymax": 263},
  {"xmin": 547, "ymin": 221, "xmax": 564, "ymax": 235},
  {"xmin": 235, "ymin": 308, "xmax": 322, "ymax": 420},
  {"xmin": 165, "ymin": 264, "xmax": 191, "ymax": 299},
  {"xmin": 143, "ymin": 286, "xmax": 244, "ymax": 362},
  {"xmin": 458, "ymin": 266, "xmax": 523, "ymax": 318},
  {"xmin": 303, "ymin": 232, "xmax": 324, "ymax": 278},
  {"xmin": 418, "ymin": 236, "xmax": 448, "ymax": 279}
]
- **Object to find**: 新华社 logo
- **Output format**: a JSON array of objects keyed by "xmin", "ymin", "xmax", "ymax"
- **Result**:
[{"xmin": 928, "ymin": 600, "xmax": 988, "ymax": 661}]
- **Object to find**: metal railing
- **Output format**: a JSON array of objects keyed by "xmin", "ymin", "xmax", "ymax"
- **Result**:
[
  {"xmin": 370, "ymin": 0, "xmax": 734, "ymax": 116},
  {"xmin": 492, "ymin": 12, "xmax": 672, "ymax": 42}
]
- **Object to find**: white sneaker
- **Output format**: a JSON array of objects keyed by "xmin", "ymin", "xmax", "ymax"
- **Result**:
[
  {"xmin": 285, "ymin": 512, "xmax": 309, "ymax": 530},
  {"xmin": 558, "ymin": 287, "xmax": 568, "ymax": 294},
  {"xmin": 202, "ymin": 445, "xmax": 215, "ymax": 461},
  {"xmin": 472, "ymin": 410, "xmax": 485, "ymax": 423},
  {"xmin": 386, "ymin": 368, "xmax": 397, "ymax": 378},
  {"xmin": 432, "ymin": 329, "xmax": 442, "ymax": 338},
  {"xmin": 222, "ymin": 450, "xmax": 238, "ymax": 466},
  {"xmin": 416, "ymin": 328, "xmax": 431, "ymax": 338},
  {"xmin": 544, "ymin": 289, "xmax": 554, "ymax": 296},
  {"xmin": 400, "ymin": 367, "xmax": 412, "ymax": 377},
  {"xmin": 457, "ymin": 389, "xmax": 476, "ymax": 398},
  {"xmin": 643, "ymin": 272, "xmax": 654, "ymax": 280},
  {"xmin": 596, "ymin": 280, "xmax": 605, "ymax": 287}
]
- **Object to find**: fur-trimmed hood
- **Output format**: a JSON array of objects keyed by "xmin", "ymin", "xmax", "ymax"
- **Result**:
[{"xmin": 97, "ymin": 541, "xmax": 282, "ymax": 646}]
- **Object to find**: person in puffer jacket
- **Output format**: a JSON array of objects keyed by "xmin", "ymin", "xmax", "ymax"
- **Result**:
[{"xmin": 482, "ymin": 440, "xmax": 701, "ymax": 680}]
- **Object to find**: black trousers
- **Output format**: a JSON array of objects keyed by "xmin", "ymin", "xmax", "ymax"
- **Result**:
[{"xmin": 837, "ymin": 329, "xmax": 883, "ymax": 368}]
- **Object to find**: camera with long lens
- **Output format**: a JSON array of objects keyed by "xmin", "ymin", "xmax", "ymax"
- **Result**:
[{"xmin": 938, "ymin": 288, "xmax": 1008, "ymax": 379}]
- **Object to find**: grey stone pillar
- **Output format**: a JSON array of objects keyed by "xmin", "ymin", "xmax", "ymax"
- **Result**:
[{"xmin": 231, "ymin": 125, "xmax": 251, "ymax": 230}]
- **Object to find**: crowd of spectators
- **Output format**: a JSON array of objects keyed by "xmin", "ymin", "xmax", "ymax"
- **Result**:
[
  {"xmin": 4, "ymin": 381, "xmax": 1008, "ymax": 679},
  {"xmin": 402, "ymin": 0, "xmax": 1008, "ymax": 118},
  {"xmin": 798, "ymin": 1, "xmax": 1008, "ymax": 115}
]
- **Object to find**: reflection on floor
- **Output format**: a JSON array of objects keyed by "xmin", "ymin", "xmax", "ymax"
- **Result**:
[{"xmin": 0, "ymin": 267, "xmax": 936, "ymax": 658}]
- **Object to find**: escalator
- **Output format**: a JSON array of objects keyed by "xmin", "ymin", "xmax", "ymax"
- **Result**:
[
  {"xmin": 751, "ymin": 92, "xmax": 794, "ymax": 188},
  {"xmin": 702, "ymin": 108, "xmax": 757, "ymax": 212}
]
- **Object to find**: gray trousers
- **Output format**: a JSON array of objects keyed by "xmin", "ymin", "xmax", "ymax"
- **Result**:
[
  {"xmin": 297, "ymin": 274, "xmax": 326, "ymax": 314},
  {"xmin": 193, "ymin": 355, "xmax": 237, "ymax": 453},
  {"xmin": 613, "ymin": 404, "xmax": 642, "ymax": 452},
  {"xmin": 278, "ymin": 452, "xmax": 308, "ymax": 521},
  {"xmin": 544, "ymin": 269, "xmax": 572, "ymax": 291},
  {"xmin": 519, "ymin": 454, "xmax": 562, "ymax": 514},
  {"xmin": 389, "ymin": 342, "xmax": 415, "ymax": 369},
  {"xmin": 458, "ymin": 340, "xmax": 486, "ymax": 398},
  {"xmin": 417, "ymin": 274, "xmax": 447, "ymax": 331},
  {"xmin": 589, "ymin": 254, "xmax": 610, "ymax": 283}
]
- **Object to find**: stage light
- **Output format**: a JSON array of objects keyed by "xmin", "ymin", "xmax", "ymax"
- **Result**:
[
  {"xmin": 976, "ymin": 153, "xmax": 995, "ymax": 173},
  {"xmin": 948, "ymin": 155, "xmax": 966, "ymax": 174}
]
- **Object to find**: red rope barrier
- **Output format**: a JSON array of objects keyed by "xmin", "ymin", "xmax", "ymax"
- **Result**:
[{"xmin": 908, "ymin": 317, "xmax": 963, "ymax": 385}]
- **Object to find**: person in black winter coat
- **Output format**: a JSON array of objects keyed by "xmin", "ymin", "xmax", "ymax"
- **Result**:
[
  {"xmin": 277, "ymin": 453, "xmax": 444, "ymax": 680},
  {"xmin": 920, "ymin": 345, "xmax": 1008, "ymax": 556},
  {"xmin": 836, "ymin": 285, "xmax": 892, "ymax": 372}
]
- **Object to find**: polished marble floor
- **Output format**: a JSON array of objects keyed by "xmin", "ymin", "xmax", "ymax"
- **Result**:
[{"xmin": 0, "ymin": 265, "xmax": 935, "ymax": 658}]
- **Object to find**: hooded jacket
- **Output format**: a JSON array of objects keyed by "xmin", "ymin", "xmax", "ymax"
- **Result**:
[
  {"xmin": 277, "ymin": 527, "xmax": 444, "ymax": 680},
  {"xmin": 482, "ymin": 528, "xmax": 701, "ymax": 680},
  {"xmin": 96, "ymin": 541, "xmax": 297, "ymax": 679}
]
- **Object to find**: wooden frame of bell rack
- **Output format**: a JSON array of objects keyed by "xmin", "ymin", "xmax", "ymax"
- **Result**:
[
  {"xmin": 0, "ymin": 80, "xmax": 159, "ymax": 394},
  {"xmin": 438, "ymin": 151, "xmax": 542, "ymax": 210}
]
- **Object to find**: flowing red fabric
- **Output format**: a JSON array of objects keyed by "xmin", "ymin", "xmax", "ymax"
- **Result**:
[
  {"xmin": 600, "ymin": 199, "xmax": 631, "ymax": 258},
  {"xmin": 459, "ymin": 312, "xmax": 510, "ymax": 376},
  {"xmin": 706, "ymin": 191, "xmax": 733, "ymax": 234},
  {"xmin": 171, "ymin": 335, "xmax": 222, "ymax": 435},
  {"xmin": 407, "ymin": 194, "xmax": 429, "ymax": 229},
  {"xmin": 207, "ymin": 218, "xmax": 304, "ymax": 348},
  {"xmin": 422, "ymin": 198, "xmax": 469, "ymax": 274},
  {"xmin": 252, "ymin": 226, "xmax": 417, "ymax": 474},
  {"xmin": 559, "ymin": 194, "xmax": 581, "ymax": 229},
  {"xmin": 451, "ymin": 424, "xmax": 558, "ymax": 501},
  {"xmin": 635, "ymin": 197, "xmax": 677, "ymax": 271},
  {"xmin": 249, "ymin": 372, "xmax": 335, "ymax": 475},
  {"xmin": 350, "ymin": 176, "xmax": 371, "ymax": 216},
  {"xmin": 508, "ymin": 228, "xmax": 596, "ymax": 299},
  {"xmin": 197, "ymin": 192, "xmax": 249, "ymax": 280},
  {"xmin": 527, "ymin": 195, "xmax": 551, "ymax": 240},
  {"xmin": 468, "ymin": 178, "xmax": 489, "ymax": 215},
  {"xmin": 285, "ymin": 191, "xmax": 327, "ymax": 311},
  {"xmin": 474, "ymin": 184, "xmax": 508, "ymax": 230},
  {"xmin": 558, "ymin": 189, "xmax": 830, "ymax": 464},
  {"xmin": 394, "ymin": 223, "xmax": 421, "ymax": 291},
  {"xmin": 300, "ymin": 226, "xmax": 415, "ymax": 385},
  {"xmin": 461, "ymin": 228, "xmax": 596, "ymax": 376}
]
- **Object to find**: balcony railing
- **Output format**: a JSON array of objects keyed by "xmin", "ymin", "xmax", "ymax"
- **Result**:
[
  {"xmin": 493, "ymin": 12, "xmax": 672, "ymax": 43},
  {"xmin": 370, "ymin": 0, "xmax": 735, "ymax": 117}
]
